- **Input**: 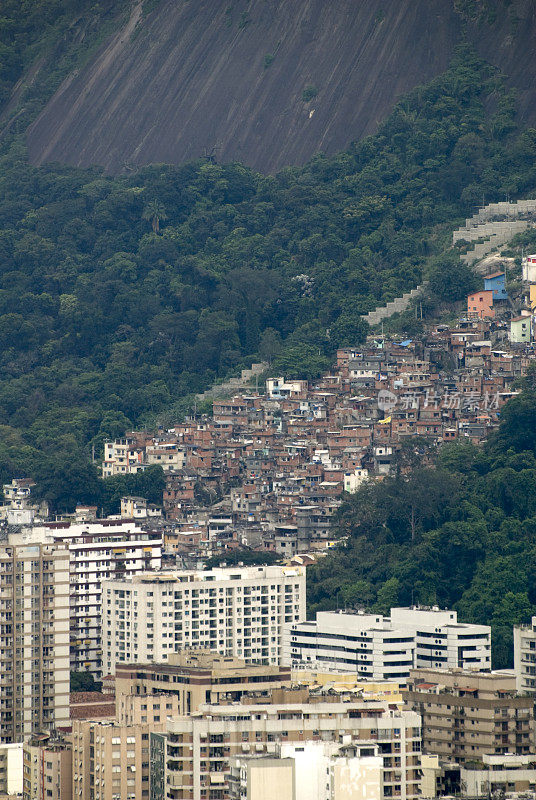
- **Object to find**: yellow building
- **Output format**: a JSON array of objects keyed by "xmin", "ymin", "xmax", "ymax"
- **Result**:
[
  {"xmin": 291, "ymin": 668, "xmax": 404, "ymax": 704},
  {"xmin": 530, "ymin": 284, "xmax": 536, "ymax": 311}
]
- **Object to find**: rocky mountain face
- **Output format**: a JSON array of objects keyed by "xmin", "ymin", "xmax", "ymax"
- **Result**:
[{"xmin": 25, "ymin": 0, "xmax": 536, "ymax": 174}]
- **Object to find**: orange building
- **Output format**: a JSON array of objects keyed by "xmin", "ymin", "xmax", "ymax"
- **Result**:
[{"xmin": 467, "ymin": 289, "xmax": 494, "ymax": 319}]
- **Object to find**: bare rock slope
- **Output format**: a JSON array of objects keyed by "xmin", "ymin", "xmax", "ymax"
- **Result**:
[{"xmin": 25, "ymin": 0, "xmax": 536, "ymax": 174}]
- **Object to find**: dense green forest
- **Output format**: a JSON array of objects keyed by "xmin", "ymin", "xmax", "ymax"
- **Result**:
[
  {"xmin": 308, "ymin": 389, "xmax": 536, "ymax": 669},
  {"xmin": 0, "ymin": 49, "xmax": 534, "ymax": 508}
]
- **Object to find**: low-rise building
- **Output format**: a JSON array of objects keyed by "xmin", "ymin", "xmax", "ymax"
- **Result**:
[
  {"xmin": 522, "ymin": 254, "xmax": 536, "ymax": 283},
  {"xmin": 483, "ymin": 271, "xmax": 507, "ymax": 301},
  {"xmin": 120, "ymin": 496, "xmax": 163, "ymax": 518},
  {"xmin": 510, "ymin": 314, "xmax": 532, "ymax": 344},
  {"xmin": 467, "ymin": 290, "xmax": 494, "ymax": 320}
]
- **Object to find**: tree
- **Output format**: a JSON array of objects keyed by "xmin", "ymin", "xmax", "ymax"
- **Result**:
[
  {"xmin": 490, "ymin": 391, "xmax": 536, "ymax": 455},
  {"xmin": 70, "ymin": 671, "xmax": 102, "ymax": 692},
  {"xmin": 258, "ymin": 328, "xmax": 282, "ymax": 364},
  {"xmin": 428, "ymin": 254, "xmax": 477, "ymax": 303},
  {"xmin": 374, "ymin": 577, "xmax": 401, "ymax": 614},
  {"xmin": 142, "ymin": 200, "xmax": 167, "ymax": 233},
  {"xmin": 329, "ymin": 313, "xmax": 368, "ymax": 348}
]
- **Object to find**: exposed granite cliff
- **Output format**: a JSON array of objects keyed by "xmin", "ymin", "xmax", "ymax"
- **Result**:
[{"xmin": 25, "ymin": 0, "xmax": 536, "ymax": 173}]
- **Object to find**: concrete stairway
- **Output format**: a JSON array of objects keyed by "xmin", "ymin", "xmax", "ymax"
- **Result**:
[
  {"xmin": 362, "ymin": 283, "xmax": 428, "ymax": 326},
  {"xmin": 453, "ymin": 199, "xmax": 536, "ymax": 265},
  {"xmin": 460, "ymin": 199, "xmax": 536, "ymax": 227},
  {"xmin": 362, "ymin": 198, "xmax": 536, "ymax": 328},
  {"xmin": 195, "ymin": 362, "xmax": 267, "ymax": 401}
]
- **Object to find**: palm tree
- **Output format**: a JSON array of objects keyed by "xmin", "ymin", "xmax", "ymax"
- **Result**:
[{"xmin": 142, "ymin": 200, "xmax": 167, "ymax": 233}]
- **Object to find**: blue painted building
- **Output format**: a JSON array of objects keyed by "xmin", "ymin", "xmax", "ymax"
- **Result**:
[{"xmin": 484, "ymin": 271, "xmax": 508, "ymax": 300}]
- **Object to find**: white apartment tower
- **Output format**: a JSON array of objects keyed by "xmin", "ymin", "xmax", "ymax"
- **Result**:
[
  {"xmin": 284, "ymin": 606, "xmax": 491, "ymax": 676},
  {"xmin": 13, "ymin": 520, "xmax": 162, "ymax": 677},
  {"xmin": 514, "ymin": 616, "xmax": 536, "ymax": 694},
  {"xmin": 102, "ymin": 565, "xmax": 306, "ymax": 673},
  {"xmin": 0, "ymin": 540, "xmax": 70, "ymax": 743}
]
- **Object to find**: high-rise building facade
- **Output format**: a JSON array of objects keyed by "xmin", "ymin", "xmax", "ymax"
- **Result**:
[
  {"xmin": 0, "ymin": 742, "xmax": 23, "ymax": 797},
  {"xmin": 23, "ymin": 733, "xmax": 72, "ymax": 800},
  {"xmin": 14, "ymin": 520, "xmax": 162, "ymax": 677},
  {"xmin": 390, "ymin": 607, "xmax": 491, "ymax": 671},
  {"xmin": 403, "ymin": 668, "xmax": 535, "ymax": 764},
  {"xmin": 0, "ymin": 540, "xmax": 70, "ymax": 743},
  {"xmin": 164, "ymin": 699, "xmax": 422, "ymax": 800},
  {"xmin": 228, "ymin": 741, "xmax": 384, "ymax": 800},
  {"xmin": 115, "ymin": 650, "xmax": 291, "ymax": 715},
  {"xmin": 72, "ymin": 693, "xmax": 180, "ymax": 800},
  {"xmin": 284, "ymin": 611, "xmax": 415, "ymax": 679},
  {"xmin": 102, "ymin": 566, "xmax": 306, "ymax": 673}
]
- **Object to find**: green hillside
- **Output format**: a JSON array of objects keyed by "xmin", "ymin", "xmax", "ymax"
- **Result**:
[
  {"xmin": 0, "ymin": 50, "xmax": 534, "ymax": 506},
  {"xmin": 308, "ymin": 388, "xmax": 536, "ymax": 669}
]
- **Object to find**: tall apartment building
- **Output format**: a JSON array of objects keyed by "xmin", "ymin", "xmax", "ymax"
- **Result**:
[
  {"xmin": 72, "ymin": 693, "xmax": 180, "ymax": 800},
  {"xmin": 0, "ymin": 539, "xmax": 70, "ymax": 743},
  {"xmin": 14, "ymin": 520, "xmax": 162, "ymax": 677},
  {"xmin": 284, "ymin": 607, "xmax": 491, "ymax": 676},
  {"xmin": 23, "ymin": 733, "xmax": 72, "ymax": 800},
  {"xmin": 115, "ymin": 650, "xmax": 291, "ymax": 715},
  {"xmin": 102, "ymin": 566, "xmax": 306, "ymax": 673},
  {"xmin": 513, "ymin": 615, "xmax": 536, "ymax": 694},
  {"xmin": 164, "ymin": 697, "xmax": 422, "ymax": 800},
  {"xmin": 403, "ymin": 667, "xmax": 535, "ymax": 765}
]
